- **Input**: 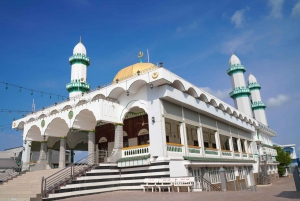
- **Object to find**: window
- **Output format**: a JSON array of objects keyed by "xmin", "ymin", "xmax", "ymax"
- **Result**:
[
  {"xmin": 238, "ymin": 167, "xmax": 245, "ymax": 179},
  {"xmin": 225, "ymin": 167, "xmax": 235, "ymax": 181},
  {"xmin": 123, "ymin": 136, "xmax": 128, "ymax": 147},
  {"xmin": 138, "ymin": 134, "xmax": 149, "ymax": 145},
  {"xmin": 204, "ymin": 142, "xmax": 209, "ymax": 148},
  {"xmin": 208, "ymin": 167, "xmax": 221, "ymax": 184}
]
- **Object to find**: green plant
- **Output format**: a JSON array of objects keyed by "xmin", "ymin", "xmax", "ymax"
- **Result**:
[{"xmin": 274, "ymin": 146, "xmax": 292, "ymax": 176}]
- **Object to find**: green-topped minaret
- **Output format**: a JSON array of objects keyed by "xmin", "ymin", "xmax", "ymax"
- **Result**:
[
  {"xmin": 248, "ymin": 74, "xmax": 268, "ymax": 126},
  {"xmin": 227, "ymin": 54, "xmax": 253, "ymax": 117},
  {"xmin": 66, "ymin": 37, "xmax": 91, "ymax": 98}
]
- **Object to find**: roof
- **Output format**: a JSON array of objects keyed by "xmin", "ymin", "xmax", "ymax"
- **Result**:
[
  {"xmin": 183, "ymin": 156, "xmax": 256, "ymax": 164},
  {"xmin": 0, "ymin": 158, "xmax": 18, "ymax": 169},
  {"xmin": 113, "ymin": 63, "xmax": 157, "ymax": 83}
]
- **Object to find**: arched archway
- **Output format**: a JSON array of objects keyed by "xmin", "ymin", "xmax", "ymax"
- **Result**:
[
  {"xmin": 72, "ymin": 109, "xmax": 97, "ymax": 131},
  {"xmin": 44, "ymin": 117, "xmax": 69, "ymax": 138}
]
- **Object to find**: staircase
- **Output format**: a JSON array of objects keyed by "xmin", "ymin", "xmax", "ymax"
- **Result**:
[
  {"xmin": 0, "ymin": 169, "xmax": 60, "ymax": 201},
  {"xmin": 45, "ymin": 162, "xmax": 170, "ymax": 200}
]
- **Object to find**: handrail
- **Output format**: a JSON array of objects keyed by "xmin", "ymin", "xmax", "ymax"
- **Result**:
[
  {"xmin": 201, "ymin": 177, "xmax": 220, "ymax": 191},
  {"xmin": 0, "ymin": 166, "xmax": 21, "ymax": 182},
  {"xmin": 41, "ymin": 150, "xmax": 107, "ymax": 198}
]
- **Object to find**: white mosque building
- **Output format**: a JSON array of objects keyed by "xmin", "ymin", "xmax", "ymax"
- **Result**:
[{"xmin": 11, "ymin": 39, "xmax": 279, "ymax": 198}]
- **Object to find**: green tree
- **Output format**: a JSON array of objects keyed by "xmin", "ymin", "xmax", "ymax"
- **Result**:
[{"xmin": 274, "ymin": 146, "xmax": 292, "ymax": 176}]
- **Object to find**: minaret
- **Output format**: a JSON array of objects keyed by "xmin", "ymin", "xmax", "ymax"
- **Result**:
[
  {"xmin": 248, "ymin": 74, "xmax": 268, "ymax": 126},
  {"xmin": 227, "ymin": 54, "xmax": 252, "ymax": 117},
  {"xmin": 66, "ymin": 37, "xmax": 91, "ymax": 98}
]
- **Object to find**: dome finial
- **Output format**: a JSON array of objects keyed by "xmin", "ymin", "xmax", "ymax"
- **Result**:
[{"xmin": 79, "ymin": 36, "xmax": 82, "ymax": 43}]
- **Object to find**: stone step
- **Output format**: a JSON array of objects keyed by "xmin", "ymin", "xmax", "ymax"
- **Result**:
[
  {"xmin": 0, "ymin": 194, "xmax": 37, "ymax": 198},
  {"xmin": 0, "ymin": 198, "xmax": 31, "ymax": 201}
]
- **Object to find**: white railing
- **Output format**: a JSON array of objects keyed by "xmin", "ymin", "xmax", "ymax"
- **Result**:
[
  {"xmin": 122, "ymin": 144, "xmax": 150, "ymax": 158},
  {"xmin": 167, "ymin": 143, "xmax": 183, "ymax": 153},
  {"xmin": 221, "ymin": 150, "xmax": 232, "ymax": 157},
  {"xmin": 188, "ymin": 146, "xmax": 201, "ymax": 154},
  {"xmin": 205, "ymin": 148, "xmax": 219, "ymax": 156}
]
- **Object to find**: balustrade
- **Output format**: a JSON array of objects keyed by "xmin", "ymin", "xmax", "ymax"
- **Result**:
[
  {"xmin": 122, "ymin": 144, "xmax": 150, "ymax": 158},
  {"xmin": 188, "ymin": 145, "xmax": 201, "ymax": 154},
  {"xmin": 167, "ymin": 143, "xmax": 183, "ymax": 153}
]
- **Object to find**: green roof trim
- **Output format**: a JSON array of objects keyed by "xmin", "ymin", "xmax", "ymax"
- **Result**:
[
  {"xmin": 117, "ymin": 154, "xmax": 150, "ymax": 162},
  {"xmin": 183, "ymin": 156, "xmax": 256, "ymax": 163},
  {"xmin": 248, "ymin": 82, "xmax": 261, "ymax": 91},
  {"xmin": 229, "ymin": 86, "xmax": 250, "ymax": 99},
  {"xmin": 227, "ymin": 64, "xmax": 246, "ymax": 76},
  {"xmin": 69, "ymin": 54, "xmax": 90, "ymax": 66},
  {"xmin": 251, "ymin": 101, "xmax": 266, "ymax": 110}
]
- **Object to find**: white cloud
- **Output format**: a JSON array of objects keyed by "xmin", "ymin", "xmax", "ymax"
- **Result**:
[
  {"xmin": 268, "ymin": 0, "xmax": 284, "ymax": 19},
  {"xmin": 231, "ymin": 8, "xmax": 248, "ymax": 27},
  {"xmin": 267, "ymin": 94, "xmax": 290, "ymax": 107},
  {"xmin": 201, "ymin": 87, "xmax": 231, "ymax": 100},
  {"xmin": 221, "ymin": 31, "xmax": 255, "ymax": 54},
  {"xmin": 292, "ymin": 1, "xmax": 300, "ymax": 17}
]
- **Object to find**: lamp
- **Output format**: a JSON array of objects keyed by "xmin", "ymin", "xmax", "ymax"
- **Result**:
[
  {"xmin": 24, "ymin": 140, "xmax": 27, "ymax": 145},
  {"xmin": 137, "ymin": 70, "xmax": 140, "ymax": 76},
  {"xmin": 159, "ymin": 62, "xmax": 163, "ymax": 67},
  {"xmin": 150, "ymin": 83, "xmax": 153, "ymax": 89},
  {"xmin": 152, "ymin": 116, "xmax": 155, "ymax": 123},
  {"xmin": 127, "ymin": 91, "xmax": 129, "ymax": 96},
  {"xmin": 97, "ymin": 86, "xmax": 101, "ymax": 90},
  {"xmin": 116, "ymin": 79, "xmax": 119, "ymax": 83}
]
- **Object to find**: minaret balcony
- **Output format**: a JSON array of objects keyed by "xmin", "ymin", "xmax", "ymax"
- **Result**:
[
  {"xmin": 66, "ymin": 81, "xmax": 90, "ymax": 93},
  {"xmin": 248, "ymin": 82, "xmax": 261, "ymax": 90},
  {"xmin": 229, "ymin": 87, "xmax": 250, "ymax": 99},
  {"xmin": 251, "ymin": 101, "xmax": 266, "ymax": 110},
  {"xmin": 69, "ymin": 54, "xmax": 90, "ymax": 66},
  {"xmin": 227, "ymin": 64, "xmax": 246, "ymax": 76}
]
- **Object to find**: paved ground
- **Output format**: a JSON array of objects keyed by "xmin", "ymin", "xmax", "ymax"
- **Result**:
[{"xmin": 58, "ymin": 177, "xmax": 300, "ymax": 201}]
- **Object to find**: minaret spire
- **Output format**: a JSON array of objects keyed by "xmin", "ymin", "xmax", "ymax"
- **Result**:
[{"xmin": 79, "ymin": 36, "xmax": 82, "ymax": 43}]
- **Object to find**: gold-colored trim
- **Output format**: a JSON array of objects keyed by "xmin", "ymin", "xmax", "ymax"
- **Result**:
[
  {"xmin": 221, "ymin": 149, "xmax": 231, "ymax": 152},
  {"xmin": 205, "ymin": 147, "xmax": 219, "ymax": 151},
  {"xmin": 152, "ymin": 72, "xmax": 159, "ymax": 79},
  {"xmin": 167, "ymin": 142, "xmax": 184, "ymax": 147},
  {"xmin": 122, "ymin": 144, "xmax": 149, "ymax": 150},
  {"xmin": 188, "ymin": 145, "xmax": 201, "ymax": 149}
]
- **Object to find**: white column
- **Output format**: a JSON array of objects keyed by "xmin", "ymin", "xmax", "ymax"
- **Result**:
[
  {"xmin": 214, "ymin": 131, "xmax": 221, "ymax": 156},
  {"xmin": 88, "ymin": 131, "xmax": 95, "ymax": 164},
  {"xmin": 47, "ymin": 147, "xmax": 52, "ymax": 168},
  {"xmin": 59, "ymin": 137, "xmax": 67, "ymax": 168},
  {"xmin": 21, "ymin": 140, "xmax": 31, "ymax": 171},
  {"xmin": 147, "ymin": 87, "xmax": 167, "ymax": 160},
  {"xmin": 179, "ymin": 122, "xmax": 188, "ymax": 155},
  {"xmin": 108, "ymin": 123, "xmax": 123, "ymax": 162},
  {"xmin": 197, "ymin": 126, "xmax": 204, "ymax": 157},
  {"xmin": 237, "ymin": 138, "xmax": 242, "ymax": 158}
]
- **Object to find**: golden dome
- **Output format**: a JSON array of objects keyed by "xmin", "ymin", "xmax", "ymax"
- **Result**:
[{"xmin": 113, "ymin": 63, "xmax": 158, "ymax": 83}]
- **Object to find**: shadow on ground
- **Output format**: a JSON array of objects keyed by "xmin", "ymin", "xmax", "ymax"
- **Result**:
[{"xmin": 275, "ymin": 191, "xmax": 300, "ymax": 199}]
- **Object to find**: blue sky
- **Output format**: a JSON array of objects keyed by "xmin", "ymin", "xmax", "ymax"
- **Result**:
[{"xmin": 0, "ymin": 0, "xmax": 299, "ymax": 159}]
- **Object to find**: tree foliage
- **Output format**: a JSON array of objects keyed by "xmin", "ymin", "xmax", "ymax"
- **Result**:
[{"xmin": 274, "ymin": 146, "xmax": 292, "ymax": 176}]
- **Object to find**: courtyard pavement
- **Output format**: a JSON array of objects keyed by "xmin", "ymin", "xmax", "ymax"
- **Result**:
[{"xmin": 58, "ymin": 176, "xmax": 300, "ymax": 201}]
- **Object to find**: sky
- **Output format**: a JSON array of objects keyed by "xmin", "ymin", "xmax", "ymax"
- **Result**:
[{"xmin": 0, "ymin": 0, "xmax": 299, "ymax": 160}]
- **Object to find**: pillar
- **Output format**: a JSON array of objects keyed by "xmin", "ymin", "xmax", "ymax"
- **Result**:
[
  {"xmin": 59, "ymin": 137, "xmax": 67, "ymax": 168},
  {"xmin": 214, "ymin": 130, "xmax": 221, "ymax": 156},
  {"xmin": 248, "ymin": 166, "xmax": 255, "ymax": 186},
  {"xmin": 178, "ymin": 122, "xmax": 188, "ymax": 155},
  {"xmin": 47, "ymin": 147, "xmax": 52, "ymax": 168},
  {"xmin": 107, "ymin": 123, "xmax": 123, "ymax": 162},
  {"xmin": 70, "ymin": 149, "xmax": 74, "ymax": 164},
  {"xmin": 21, "ymin": 140, "xmax": 31, "ymax": 171},
  {"xmin": 229, "ymin": 136, "xmax": 234, "ymax": 154},
  {"xmin": 88, "ymin": 131, "xmax": 95, "ymax": 164},
  {"xmin": 31, "ymin": 141, "xmax": 48, "ymax": 171},
  {"xmin": 197, "ymin": 126, "xmax": 204, "ymax": 157},
  {"xmin": 219, "ymin": 168, "xmax": 227, "ymax": 191}
]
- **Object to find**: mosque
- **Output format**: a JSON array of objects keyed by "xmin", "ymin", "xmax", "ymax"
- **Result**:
[{"xmin": 11, "ymin": 39, "xmax": 279, "ymax": 198}]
